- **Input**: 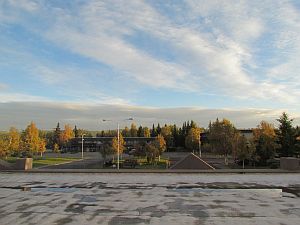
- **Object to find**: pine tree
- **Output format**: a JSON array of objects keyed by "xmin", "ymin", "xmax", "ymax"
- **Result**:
[
  {"xmin": 157, "ymin": 123, "xmax": 161, "ymax": 135},
  {"xmin": 277, "ymin": 112, "xmax": 296, "ymax": 157},
  {"xmin": 73, "ymin": 125, "xmax": 79, "ymax": 138},
  {"xmin": 137, "ymin": 125, "xmax": 143, "ymax": 137},
  {"xmin": 151, "ymin": 124, "xmax": 157, "ymax": 137},
  {"xmin": 54, "ymin": 122, "xmax": 61, "ymax": 148}
]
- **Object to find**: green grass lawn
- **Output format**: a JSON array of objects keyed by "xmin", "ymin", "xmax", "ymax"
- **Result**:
[
  {"xmin": 4, "ymin": 157, "xmax": 79, "ymax": 168},
  {"xmin": 33, "ymin": 157, "xmax": 79, "ymax": 168}
]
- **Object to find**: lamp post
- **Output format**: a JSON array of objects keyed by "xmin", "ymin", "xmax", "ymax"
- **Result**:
[
  {"xmin": 199, "ymin": 133, "xmax": 202, "ymax": 158},
  {"xmin": 81, "ymin": 134, "xmax": 85, "ymax": 160},
  {"xmin": 102, "ymin": 118, "xmax": 133, "ymax": 170}
]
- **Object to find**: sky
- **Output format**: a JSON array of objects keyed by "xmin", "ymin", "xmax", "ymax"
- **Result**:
[{"xmin": 0, "ymin": 0, "xmax": 300, "ymax": 130}]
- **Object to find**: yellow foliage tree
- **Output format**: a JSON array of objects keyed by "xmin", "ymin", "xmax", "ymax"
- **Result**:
[
  {"xmin": 8, "ymin": 127, "xmax": 20, "ymax": 155},
  {"xmin": 154, "ymin": 134, "xmax": 166, "ymax": 161},
  {"xmin": 0, "ymin": 138, "xmax": 9, "ymax": 158},
  {"xmin": 185, "ymin": 127, "xmax": 202, "ymax": 153},
  {"xmin": 60, "ymin": 124, "xmax": 74, "ymax": 148},
  {"xmin": 111, "ymin": 134, "xmax": 126, "ymax": 156},
  {"xmin": 23, "ymin": 122, "xmax": 40, "ymax": 156},
  {"xmin": 38, "ymin": 139, "xmax": 46, "ymax": 157}
]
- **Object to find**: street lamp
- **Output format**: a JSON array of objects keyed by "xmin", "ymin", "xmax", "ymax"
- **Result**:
[
  {"xmin": 199, "ymin": 133, "xmax": 202, "ymax": 158},
  {"xmin": 81, "ymin": 134, "xmax": 85, "ymax": 160},
  {"xmin": 102, "ymin": 118, "xmax": 133, "ymax": 170}
]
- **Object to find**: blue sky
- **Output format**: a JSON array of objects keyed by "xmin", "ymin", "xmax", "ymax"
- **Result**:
[{"xmin": 0, "ymin": 0, "xmax": 300, "ymax": 130}]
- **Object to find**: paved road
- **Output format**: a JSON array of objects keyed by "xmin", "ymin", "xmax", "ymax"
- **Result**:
[{"xmin": 0, "ymin": 173, "xmax": 299, "ymax": 225}]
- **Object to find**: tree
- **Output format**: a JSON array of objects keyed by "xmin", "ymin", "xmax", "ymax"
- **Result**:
[
  {"xmin": 151, "ymin": 124, "xmax": 157, "ymax": 137},
  {"xmin": 185, "ymin": 127, "xmax": 201, "ymax": 153},
  {"xmin": 122, "ymin": 126, "xmax": 130, "ymax": 137},
  {"xmin": 156, "ymin": 123, "xmax": 161, "ymax": 135},
  {"xmin": 253, "ymin": 121, "xmax": 278, "ymax": 165},
  {"xmin": 137, "ymin": 126, "xmax": 143, "ymax": 137},
  {"xmin": 143, "ymin": 127, "xmax": 151, "ymax": 137},
  {"xmin": 161, "ymin": 125, "xmax": 173, "ymax": 147},
  {"xmin": 208, "ymin": 118, "xmax": 237, "ymax": 165},
  {"xmin": 154, "ymin": 134, "xmax": 166, "ymax": 161},
  {"xmin": 60, "ymin": 124, "xmax": 74, "ymax": 148},
  {"xmin": 277, "ymin": 112, "xmax": 296, "ymax": 157},
  {"xmin": 8, "ymin": 127, "xmax": 20, "ymax": 156},
  {"xmin": 54, "ymin": 122, "xmax": 61, "ymax": 148},
  {"xmin": 23, "ymin": 122, "xmax": 40, "ymax": 156},
  {"xmin": 73, "ymin": 125, "xmax": 79, "ymax": 138},
  {"xmin": 38, "ymin": 139, "xmax": 46, "ymax": 157},
  {"xmin": 0, "ymin": 137, "xmax": 9, "ymax": 158},
  {"xmin": 145, "ymin": 143, "xmax": 159, "ymax": 164},
  {"xmin": 130, "ymin": 123, "xmax": 138, "ymax": 137},
  {"xmin": 99, "ymin": 143, "xmax": 114, "ymax": 167},
  {"xmin": 236, "ymin": 135, "xmax": 255, "ymax": 169},
  {"xmin": 111, "ymin": 134, "xmax": 126, "ymax": 156},
  {"xmin": 53, "ymin": 143, "xmax": 60, "ymax": 153}
]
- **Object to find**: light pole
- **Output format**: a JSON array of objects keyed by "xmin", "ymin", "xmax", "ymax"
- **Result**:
[
  {"xmin": 102, "ymin": 118, "xmax": 133, "ymax": 170},
  {"xmin": 81, "ymin": 134, "xmax": 85, "ymax": 160},
  {"xmin": 199, "ymin": 133, "xmax": 202, "ymax": 158}
]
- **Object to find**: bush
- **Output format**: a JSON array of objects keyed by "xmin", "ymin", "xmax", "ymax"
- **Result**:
[{"xmin": 267, "ymin": 158, "xmax": 280, "ymax": 169}]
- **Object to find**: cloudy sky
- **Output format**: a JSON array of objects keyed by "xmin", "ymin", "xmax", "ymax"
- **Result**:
[{"xmin": 0, "ymin": 0, "xmax": 300, "ymax": 130}]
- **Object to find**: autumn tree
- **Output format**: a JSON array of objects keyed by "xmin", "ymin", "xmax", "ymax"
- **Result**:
[
  {"xmin": 154, "ymin": 134, "xmax": 166, "ymax": 161},
  {"xmin": 161, "ymin": 125, "xmax": 173, "ymax": 147},
  {"xmin": 60, "ymin": 124, "xmax": 74, "ymax": 149},
  {"xmin": 253, "ymin": 121, "xmax": 278, "ymax": 165},
  {"xmin": 0, "ymin": 137, "xmax": 9, "ymax": 158},
  {"xmin": 111, "ymin": 133, "xmax": 126, "ymax": 157},
  {"xmin": 23, "ymin": 122, "xmax": 40, "ymax": 156},
  {"xmin": 38, "ymin": 139, "xmax": 46, "ymax": 157},
  {"xmin": 53, "ymin": 143, "xmax": 60, "ymax": 153},
  {"xmin": 130, "ymin": 123, "xmax": 138, "ymax": 137},
  {"xmin": 143, "ymin": 127, "xmax": 151, "ymax": 137},
  {"xmin": 208, "ymin": 118, "xmax": 238, "ymax": 165},
  {"xmin": 277, "ymin": 112, "xmax": 296, "ymax": 157},
  {"xmin": 185, "ymin": 127, "xmax": 202, "ymax": 153},
  {"xmin": 8, "ymin": 127, "xmax": 20, "ymax": 156}
]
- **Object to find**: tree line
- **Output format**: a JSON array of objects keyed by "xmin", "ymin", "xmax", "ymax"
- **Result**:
[{"xmin": 0, "ymin": 112, "xmax": 299, "ymax": 166}]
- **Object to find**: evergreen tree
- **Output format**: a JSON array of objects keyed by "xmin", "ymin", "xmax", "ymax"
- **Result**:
[
  {"xmin": 277, "ymin": 112, "xmax": 296, "ymax": 157},
  {"xmin": 137, "ymin": 125, "xmax": 143, "ymax": 137},
  {"xmin": 73, "ymin": 125, "xmax": 79, "ymax": 138},
  {"xmin": 54, "ymin": 122, "xmax": 61, "ymax": 148},
  {"xmin": 151, "ymin": 124, "xmax": 157, "ymax": 137},
  {"xmin": 157, "ymin": 123, "xmax": 161, "ymax": 135},
  {"xmin": 172, "ymin": 125, "xmax": 179, "ymax": 147}
]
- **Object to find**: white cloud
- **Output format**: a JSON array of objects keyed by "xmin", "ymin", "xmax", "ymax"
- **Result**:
[
  {"xmin": 37, "ymin": 0, "xmax": 299, "ymax": 104},
  {"xmin": 1, "ymin": 0, "xmax": 300, "ymax": 109},
  {"xmin": 0, "ymin": 101, "xmax": 299, "ymax": 130}
]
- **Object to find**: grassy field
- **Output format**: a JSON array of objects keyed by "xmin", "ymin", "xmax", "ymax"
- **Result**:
[{"xmin": 4, "ymin": 157, "xmax": 79, "ymax": 168}]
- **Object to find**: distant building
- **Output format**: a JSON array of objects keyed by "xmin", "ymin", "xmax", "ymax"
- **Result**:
[
  {"xmin": 67, "ymin": 137, "xmax": 155, "ymax": 152},
  {"xmin": 200, "ymin": 129, "xmax": 253, "ymax": 144}
]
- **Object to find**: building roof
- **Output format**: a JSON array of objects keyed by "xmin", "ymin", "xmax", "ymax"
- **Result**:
[{"xmin": 170, "ymin": 153, "xmax": 215, "ymax": 170}]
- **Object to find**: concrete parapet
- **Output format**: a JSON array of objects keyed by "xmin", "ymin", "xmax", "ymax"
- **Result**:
[
  {"xmin": 15, "ymin": 158, "xmax": 33, "ymax": 170},
  {"xmin": 280, "ymin": 157, "xmax": 300, "ymax": 171}
]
